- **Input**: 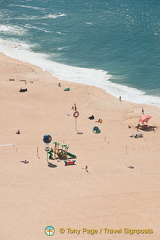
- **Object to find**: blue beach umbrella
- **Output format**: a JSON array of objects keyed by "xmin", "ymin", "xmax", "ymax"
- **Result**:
[{"xmin": 43, "ymin": 135, "xmax": 52, "ymax": 144}]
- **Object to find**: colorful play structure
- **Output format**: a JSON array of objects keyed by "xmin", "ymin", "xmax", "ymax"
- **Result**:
[
  {"xmin": 47, "ymin": 142, "xmax": 77, "ymax": 165},
  {"xmin": 64, "ymin": 160, "xmax": 76, "ymax": 166}
]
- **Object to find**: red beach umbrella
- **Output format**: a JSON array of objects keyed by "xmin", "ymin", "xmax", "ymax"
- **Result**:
[{"xmin": 139, "ymin": 115, "xmax": 152, "ymax": 123}]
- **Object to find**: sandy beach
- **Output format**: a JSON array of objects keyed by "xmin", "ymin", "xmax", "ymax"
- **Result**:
[{"xmin": 0, "ymin": 52, "xmax": 160, "ymax": 240}]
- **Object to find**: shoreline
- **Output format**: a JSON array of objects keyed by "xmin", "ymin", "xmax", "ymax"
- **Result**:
[
  {"xmin": 0, "ymin": 40, "xmax": 160, "ymax": 107},
  {"xmin": 0, "ymin": 52, "xmax": 160, "ymax": 240},
  {"xmin": 0, "ymin": 49, "xmax": 159, "ymax": 110}
]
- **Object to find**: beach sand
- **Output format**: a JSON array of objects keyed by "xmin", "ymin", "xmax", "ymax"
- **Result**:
[{"xmin": 0, "ymin": 52, "xmax": 160, "ymax": 240}]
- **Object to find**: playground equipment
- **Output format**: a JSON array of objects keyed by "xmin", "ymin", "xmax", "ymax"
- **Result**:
[
  {"xmin": 48, "ymin": 148, "xmax": 54, "ymax": 159},
  {"xmin": 53, "ymin": 142, "xmax": 60, "ymax": 158},
  {"xmin": 67, "ymin": 152, "xmax": 76, "ymax": 159},
  {"xmin": 43, "ymin": 137, "xmax": 77, "ymax": 165},
  {"xmin": 57, "ymin": 149, "xmax": 67, "ymax": 160},
  {"xmin": 53, "ymin": 142, "xmax": 77, "ymax": 160},
  {"xmin": 64, "ymin": 160, "xmax": 76, "ymax": 166},
  {"xmin": 72, "ymin": 104, "xmax": 83, "ymax": 134},
  {"xmin": 43, "ymin": 134, "xmax": 52, "ymax": 163}
]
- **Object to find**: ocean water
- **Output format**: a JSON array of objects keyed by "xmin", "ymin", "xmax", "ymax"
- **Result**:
[{"xmin": 0, "ymin": 0, "xmax": 160, "ymax": 106}]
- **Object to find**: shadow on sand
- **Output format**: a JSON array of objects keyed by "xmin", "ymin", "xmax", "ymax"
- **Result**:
[
  {"xmin": 20, "ymin": 160, "xmax": 29, "ymax": 164},
  {"xmin": 140, "ymin": 125, "xmax": 156, "ymax": 132},
  {"xmin": 48, "ymin": 162, "xmax": 57, "ymax": 168}
]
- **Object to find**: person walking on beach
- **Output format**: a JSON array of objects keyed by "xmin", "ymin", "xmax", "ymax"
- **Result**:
[
  {"xmin": 72, "ymin": 103, "xmax": 77, "ymax": 111},
  {"xmin": 85, "ymin": 165, "xmax": 88, "ymax": 172},
  {"xmin": 142, "ymin": 108, "xmax": 144, "ymax": 114},
  {"xmin": 74, "ymin": 103, "xmax": 77, "ymax": 111},
  {"xmin": 119, "ymin": 96, "xmax": 122, "ymax": 102},
  {"xmin": 136, "ymin": 123, "xmax": 140, "ymax": 131}
]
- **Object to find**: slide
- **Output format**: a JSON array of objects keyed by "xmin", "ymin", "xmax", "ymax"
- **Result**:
[{"xmin": 67, "ymin": 152, "xmax": 77, "ymax": 159}]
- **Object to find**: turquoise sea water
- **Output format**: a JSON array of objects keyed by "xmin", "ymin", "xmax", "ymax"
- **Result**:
[{"xmin": 0, "ymin": 0, "xmax": 160, "ymax": 106}]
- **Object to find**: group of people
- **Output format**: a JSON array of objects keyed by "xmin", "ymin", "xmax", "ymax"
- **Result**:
[{"xmin": 71, "ymin": 103, "xmax": 77, "ymax": 111}]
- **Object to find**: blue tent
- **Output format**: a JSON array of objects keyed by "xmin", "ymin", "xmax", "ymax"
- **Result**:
[{"xmin": 93, "ymin": 126, "xmax": 101, "ymax": 134}]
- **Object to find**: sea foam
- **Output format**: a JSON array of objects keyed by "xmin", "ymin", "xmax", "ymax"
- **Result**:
[
  {"xmin": 0, "ymin": 25, "xmax": 27, "ymax": 36},
  {"xmin": 0, "ymin": 38, "xmax": 159, "ymax": 107},
  {"xmin": 43, "ymin": 13, "xmax": 67, "ymax": 19},
  {"xmin": 9, "ymin": 4, "xmax": 44, "ymax": 11}
]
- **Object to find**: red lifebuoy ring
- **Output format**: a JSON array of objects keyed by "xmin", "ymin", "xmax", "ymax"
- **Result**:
[{"xmin": 73, "ymin": 111, "xmax": 79, "ymax": 118}]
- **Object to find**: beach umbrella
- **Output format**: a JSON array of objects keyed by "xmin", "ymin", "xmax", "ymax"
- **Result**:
[
  {"xmin": 139, "ymin": 115, "xmax": 152, "ymax": 123},
  {"xmin": 43, "ymin": 135, "xmax": 52, "ymax": 144}
]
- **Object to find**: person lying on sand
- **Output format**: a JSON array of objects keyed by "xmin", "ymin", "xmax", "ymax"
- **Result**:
[
  {"xmin": 20, "ymin": 160, "xmax": 29, "ymax": 164},
  {"xmin": 88, "ymin": 115, "xmax": 94, "ymax": 120}
]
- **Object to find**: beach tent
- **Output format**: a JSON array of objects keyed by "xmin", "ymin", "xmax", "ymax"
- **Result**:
[
  {"xmin": 139, "ymin": 115, "xmax": 152, "ymax": 124},
  {"xmin": 64, "ymin": 88, "xmax": 70, "ymax": 91},
  {"xmin": 93, "ymin": 126, "xmax": 101, "ymax": 134}
]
